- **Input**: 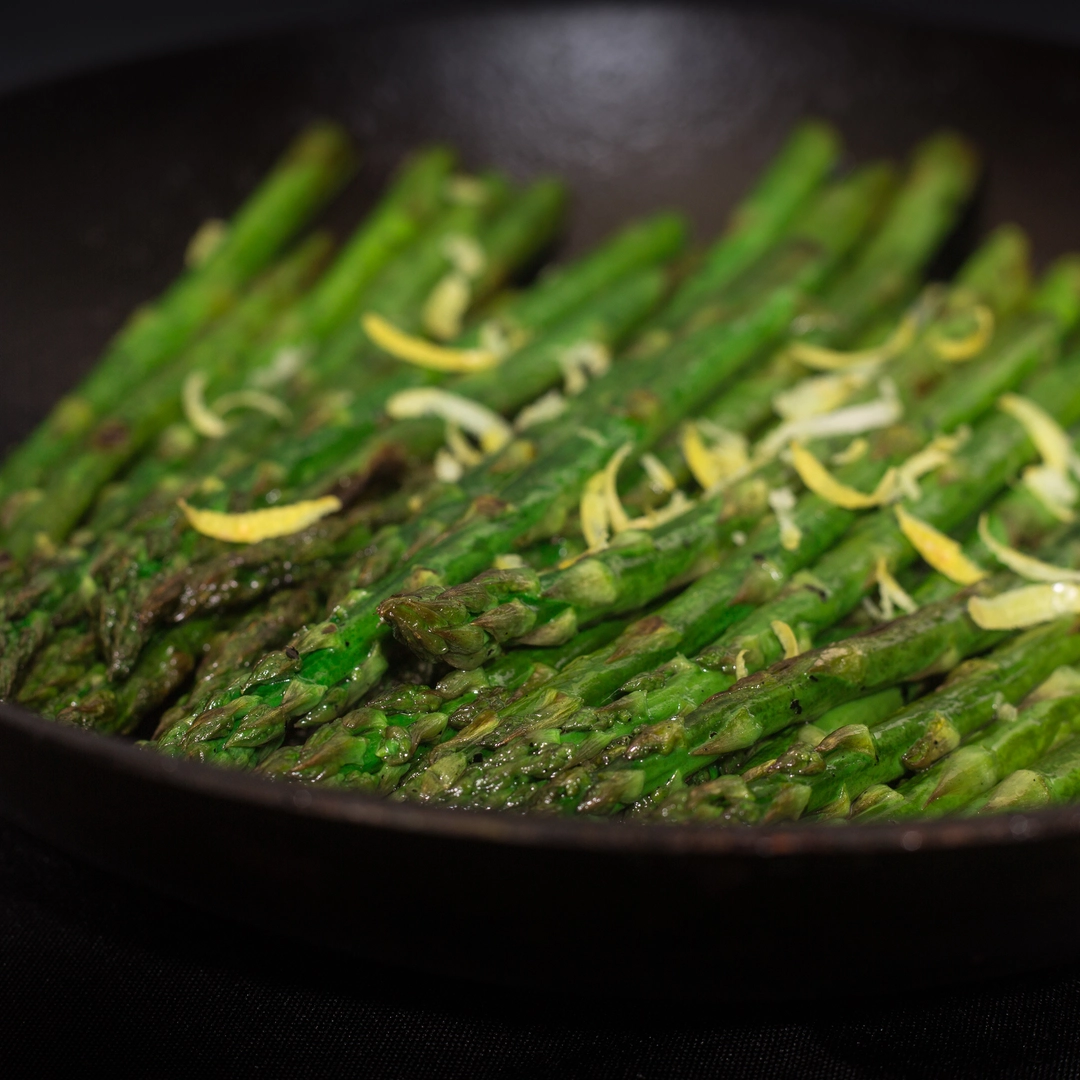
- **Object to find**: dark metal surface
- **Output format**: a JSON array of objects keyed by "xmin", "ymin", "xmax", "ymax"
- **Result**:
[{"xmin": 3, "ymin": 3, "xmax": 1080, "ymax": 996}]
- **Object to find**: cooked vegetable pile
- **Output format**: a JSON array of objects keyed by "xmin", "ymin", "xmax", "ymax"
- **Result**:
[{"xmin": 5, "ymin": 119, "xmax": 1080, "ymax": 825}]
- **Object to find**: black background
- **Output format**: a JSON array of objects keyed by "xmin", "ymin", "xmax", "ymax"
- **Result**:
[{"xmin": 5, "ymin": 2, "xmax": 1080, "ymax": 1075}]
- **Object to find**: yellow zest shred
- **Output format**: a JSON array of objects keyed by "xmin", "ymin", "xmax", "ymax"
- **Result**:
[
  {"xmin": 734, "ymin": 649, "xmax": 749, "ymax": 681},
  {"xmin": 787, "ymin": 312, "xmax": 917, "ymax": 371},
  {"xmin": 999, "ymin": 393, "xmax": 1079, "ymax": 477},
  {"xmin": 434, "ymin": 448, "xmax": 464, "ymax": 483},
  {"xmin": 178, "ymin": 495, "xmax": 341, "ymax": 544},
  {"xmin": 969, "ymin": 583, "xmax": 1080, "ymax": 631},
  {"xmin": 623, "ymin": 490, "xmax": 694, "ymax": 531},
  {"xmin": 832, "ymin": 437, "xmax": 868, "ymax": 466},
  {"xmin": 680, "ymin": 421, "xmax": 750, "ymax": 492},
  {"xmin": 478, "ymin": 318, "xmax": 528, "ymax": 359},
  {"xmin": 385, "ymin": 388, "xmax": 512, "ymax": 453},
  {"xmin": 184, "ymin": 218, "xmax": 227, "ymax": 268},
  {"xmin": 1022, "ymin": 464, "xmax": 1078, "ymax": 522},
  {"xmin": 559, "ymin": 341, "xmax": 611, "ymax": 396},
  {"xmin": 493, "ymin": 553, "xmax": 527, "ymax": 570},
  {"xmin": 978, "ymin": 514, "xmax": 1080, "ymax": 583},
  {"xmin": 213, "ymin": 389, "xmax": 291, "ymax": 425},
  {"xmin": 362, "ymin": 313, "xmax": 499, "ymax": 372},
  {"xmin": 894, "ymin": 429, "xmax": 967, "ymax": 501},
  {"xmin": 602, "ymin": 443, "xmax": 635, "ymax": 534},
  {"xmin": 894, "ymin": 505, "xmax": 987, "ymax": 585},
  {"xmin": 773, "ymin": 369, "xmax": 873, "ymax": 422},
  {"xmin": 756, "ymin": 378, "xmax": 902, "ymax": 462},
  {"xmin": 927, "ymin": 304, "xmax": 995, "ymax": 362},
  {"xmin": 790, "ymin": 441, "xmax": 897, "ymax": 510},
  {"xmin": 767, "ymin": 487, "xmax": 802, "ymax": 551},
  {"xmin": 640, "ymin": 453, "xmax": 677, "ymax": 494},
  {"xmin": 875, "ymin": 555, "xmax": 918, "ymax": 620},
  {"xmin": 182, "ymin": 372, "xmax": 229, "ymax": 438},
  {"xmin": 580, "ymin": 469, "xmax": 611, "ymax": 552},
  {"xmin": 250, "ymin": 344, "xmax": 311, "ymax": 389},
  {"xmin": 514, "ymin": 390, "xmax": 567, "ymax": 432},
  {"xmin": 422, "ymin": 272, "xmax": 472, "ymax": 341},
  {"xmin": 770, "ymin": 619, "xmax": 801, "ymax": 659},
  {"xmin": 445, "ymin": 422, "xmax": 484, "ymax": 468},
  {"xmin": 443, "ymin": 234, "xmax": 487, "ymax": 278}
]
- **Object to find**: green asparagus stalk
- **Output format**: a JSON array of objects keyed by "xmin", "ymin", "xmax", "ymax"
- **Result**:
[
  {"xmin": 639, "ymin": 120, "xmax": 840, "ymax": 336},
  {"xmin": 649, "ymin": 621, "xmax": 1080, "ymax": 824},
  {"xmin": 377, "ymin": 223, "xmax": 1029, "ymax": 672},
  {"xmin": 0, "ymin": 122, "xmax": 357, "ymax": 520},
  {"xmin": 425, "ymin": 264, "xmax": 1079, "ymax": 812},
  {"xmin": 625, "ymin": 134, "xmax": 988, "ymax": 505},
  {"xmin": 104, "ymin": 208, "xmax": 678, "ymax": 676},
  {"xmin": 3, "ymin": 146, "xmax": 461, "ymax": 557},
  {"xmin": 967, "ymin": 731, "xmax": 1080, "ymax": 814},
  {"xmin": 853, "ymin": 689, "xmax": 1080, "ymax": 821},
  {"xmin": 3, "ymin": 232, "xmax": 335, "ymax": 560},
  {"xmin": 174, "ymin": 282, "xmax": 803, "ymax": 765}
]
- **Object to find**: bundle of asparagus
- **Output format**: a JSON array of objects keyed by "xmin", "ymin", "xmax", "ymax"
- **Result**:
[{"xmin": 8, "ymin": 116, "xmax": 1080, "ymax": 828}]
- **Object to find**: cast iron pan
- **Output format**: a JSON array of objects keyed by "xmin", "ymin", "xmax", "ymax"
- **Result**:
[{"xmin": 4, "ymin": 3, "xmax": 1080, "ymax": 999}]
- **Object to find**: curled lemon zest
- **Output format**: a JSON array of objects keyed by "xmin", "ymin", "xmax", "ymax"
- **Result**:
[
  {"xmin": 969, "ymin": 583, "xmax": 1080, "ymax": 630},
  {"xmin": 831, "ymin": 437, "xmax": 868, "ymax": 466},
  {"xmin": 178, "ymin": 495, "xmax": 341, "ymax": 544},
  {"xmin": 385, "ymin": 388, "xmax": 512, "ymax": 453},
  {"xmin": 184, "ymin": 218, "xmax": 227, "ymax": 268},
  {"xmin": 445, "ymin": 422, "xmax": 484, "ymax": 468},
  {"xmin": 362, "ymin": 312, "xmax": 499, "ymax": 372},
  {"xmin": 1022, "ymin": 464, "xmax": 1078, "ymax": 523},
  {"xmin": 422, "ymin": 271, "xmax": 472, "ymax": 341},
  {"xmin": 602, "ymin": 443, "xmax": 635, "ymax": 534},
  {"xmin": 875, "ymin": 556, "xmax": 918, "ymax": 620},
  {"xmin": 928, "ymin": 304, "xmax": 995, "ymax": 361},
  {"xmin": 559, "ymin": 341, "xmax": 611, "ymax": 396},
  {"xmin": 734, "ymin": 649, "xmax": 749, "ymax": 681},
  {"xmin": 770, "ymin": 619, "xmax": 801, "ymax": 659},
  {"xmin": 978, "ymin": 514, "xmax": 1080, "ymax": 583},
  {"xmin": 680, "ymin": 421, "xmax": 750, "ymax": 492},
  {"xmin": 580, "ymin": 470, "xmax": 611, "ymax": 552},
  {"xmin": 768, "ymin": 487, "xmax": 802, "ymax": 551},
  {"xmin": 514, "ymin": 390, "xmax": 567, "ymax": 432},
  {"xmin": 790, "ymin": 442, "xmax": 897, "ymax": 509},
  {"xmin": 894, "ymin": 429, "xmax": 967, "ymax": 501},
  {"xmin": 213, "ymin": 389, "xmax": 291, "ymax": 425},
  {"xmin": 999, "ymin": 393, "xmax": 1080, "ymax": 477},
  {"xmin": 895, "ymin": 505, "xmax": 987, "ymax": 585},
  {"xmin": 182, "ymin": 372, "xmax": 228, "ymax": 438},
  {"xmin": 773, "ymin": 369, "xmax": 873, "ymax": 422},
  {"xmin": 434, "ymin": 448, "xmax": 464, "ymax": 483},
  {"xmin": 640, "ymin": 453, "xmax": 677, "ymax": 494},
  {"xmin": 787, "ymin": 312, "xmax": 916, "ymax": 371}
]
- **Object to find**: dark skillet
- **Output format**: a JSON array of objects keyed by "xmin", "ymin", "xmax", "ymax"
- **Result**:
[{"xmin": 4, "ymin": 3, "xmax": 1080, "ymax": 999}]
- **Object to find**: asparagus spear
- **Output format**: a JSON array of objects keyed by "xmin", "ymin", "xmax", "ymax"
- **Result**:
[
  {"xmin": 649, "ymin": 620, "xmax": 1080, "ymax": 824},
  {"xmin": 625, "ymin": 133, "xmax": 988, "ymax": 505},
  {"xmin": 173, "ymin": 280, "xmax": 804, "ymax": 765},
  {"xmin": 427, "ymin": 266, "xmax": 1080, "ymax": 811},
  {"xmin": 102, "ymin": 202, "xmax": 681, "ymax": 677},
  {"xmin": 378, "ymin": 220, "xmax": 1029, "ymax": 671},
  {"xmin": 0, "ymin": 122, "xmax": 357, "ymax": 519},
  {"xmin": 3, "ymin": 147, "xmax": 460, "ymax": 557},
  {"xmin": 91, "ymin": 177, "xmax": 543, "ymax": 675},
  {"xmin": 639, "ymin": 120, "xmax": 840, "ymax": 336},
  {"xmin": 853, "ymin": 690, "xmax": 1080, "ymax": 821},
  {"xmin": 967, "ymin": 731, "xmax": 1080, "ymax": 814}
]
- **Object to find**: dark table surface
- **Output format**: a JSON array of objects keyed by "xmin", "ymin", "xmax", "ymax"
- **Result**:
[
  {"xmin": 4, "ymin": 815, "xmax": 1080, "ymax": 1079},
  {"xmin": 6, "ymin": 4, "xmax": 1080, "ymax": 1074}
]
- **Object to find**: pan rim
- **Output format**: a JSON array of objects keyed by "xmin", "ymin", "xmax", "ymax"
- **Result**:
[{"xmin": 5, "ymin": 698, "xmax": 1076, "ymax": 859}]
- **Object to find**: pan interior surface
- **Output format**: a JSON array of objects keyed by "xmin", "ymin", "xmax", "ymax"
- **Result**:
[{"xmin": 3, "ymin": 3, "xmax": 1080, "ymax": 995}]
